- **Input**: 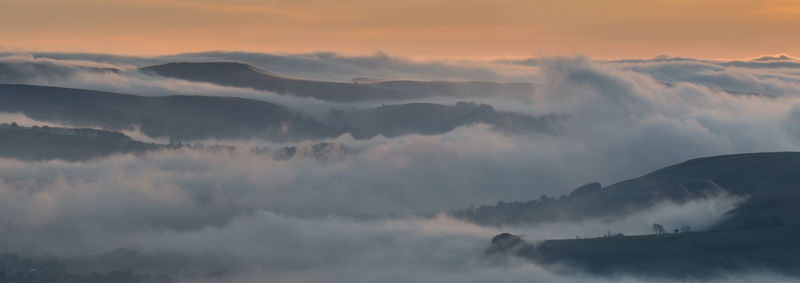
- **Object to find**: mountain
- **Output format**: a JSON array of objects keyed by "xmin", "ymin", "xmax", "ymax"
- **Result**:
[
  {"xmin": 327, "ymin": 101, "xmax": 564, "ymax": 138},
  {"xmin": 454, "ymin": 152, "xmax": 800, "ymax": 229},
  {"xmin": 0, "ymin": 124, "xmax": 158, "ymax": 161},
  {"xmin": 0, "ymin": 84, "xmax": 337, "ymax": 141},
  {"xmin": 141, "ymin": 62, "xmax": 533, "ymax": 102}
]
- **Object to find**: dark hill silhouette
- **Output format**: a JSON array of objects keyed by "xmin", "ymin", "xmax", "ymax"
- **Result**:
[
  {"xmin": 141, "ymin": 62, "xmax": 533, "ymax": 102},
  {"xmin": 0, "ymin": 61, "xmax": 119, "ymax": 83},
  {"xmin": 454, "ymin": 152, "xmax": 800, "ymax": 229},
  {"xmin": 486, "ymin": 151, "xmax": 800, "ymax": 279},
  {"xmin": 491, "ymin": 226, "xmax": 800, "ymax": 279},
  {"xmin": 328, "ymin": 102, "xmax": 563, "ymax": 138},
  {"xmin": 0, "ymin": 124, "xmax": 158, "ymax": 161},
  {"xmin": 0, "ymin": 84, "xmax": 556, "ymax": 141},
  {"xmin": 0, "ymin": 84, "xmax": 336, "ymax": 141}
]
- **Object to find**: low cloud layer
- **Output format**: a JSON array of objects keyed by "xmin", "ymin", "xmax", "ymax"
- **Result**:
[
  {"xmin": 2, "ymin": 52, "xmax": 800, "ymax": 281},
  {"xmin": 0, "ymin": 169, "xmax": 781, "ymax": 282},
  {"xmin": 3, "ymin": 52, "xmax": 800, "ymax": 213}
]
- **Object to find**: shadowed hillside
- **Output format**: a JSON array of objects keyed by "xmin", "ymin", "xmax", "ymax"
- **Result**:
[
  {"xmin": 0, "ymin": 124, "xmax": 158, "ymax": 161},
  {"xmin": 489, "ymin": 226, "xmax": 800, "ymax": 279},
  {"xmin": 455, "ymin": 152, "xmax": 800, "ymax": 229},
  {"xmin": 0, "ymin": 61, "xmax": 119, "ymax": 83},
  {"xmin": 327, "ymin": 101, "xmax": 564, "ymax": 138},
  {"xmin": 0, "ymin": 84, "xmax": 555, "ymax": 142},
  {"xmin": 0, "ymin": 84, "xmax": 337, "ymax": 141},
  {"xmin": 141, "ymin": 62, "xmax": 533, "ymax": 102}
]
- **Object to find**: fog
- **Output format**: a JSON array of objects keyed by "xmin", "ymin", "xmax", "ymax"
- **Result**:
[
  {"xmin": 1, "ymin": 51, "xmax": 800, "ymax": 281},
  {"xmin": 2, "ymin": 52, "xmax": 800, "ymax": 206},
  {"xmin": 0, "ymin": 159, "xmax": 780, "ymax": 282},
  {"xmin": 0, "ymin": 156, "xmax": 771, "ymax": 282}
]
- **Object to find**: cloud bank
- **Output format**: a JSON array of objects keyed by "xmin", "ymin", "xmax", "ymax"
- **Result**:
[{"xmin": 2, "ymin": 51, "xmax": 800, "ymax": 281}]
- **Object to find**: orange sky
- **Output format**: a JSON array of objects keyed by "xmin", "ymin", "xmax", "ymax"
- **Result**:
[{"xmin": 1, "ymin": 0, "xmax": 799, "ymax": 59}]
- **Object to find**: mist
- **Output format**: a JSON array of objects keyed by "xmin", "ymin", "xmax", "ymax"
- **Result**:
[
  {"xmin": 3, "ymin": 52, "xmax": 800, "ymax": 209},
  {"xmin": 2, "ymin": 51, "xmax": 800, "ymax": 281}
]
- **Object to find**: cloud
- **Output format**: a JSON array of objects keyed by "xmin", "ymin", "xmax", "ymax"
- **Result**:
[
  {"xmin": 616, "ymin": 60, "xmax": 800, "ymax": 97},
  {"xmin": 0, "ymin": 53, "xmax": 543, "ymax": 120},
  {"xmin": 3, "ymin": 53, "xmax": 800, "ymax": 200},
  {"xmin": 3, "ymin": 52, "xmax": 800, "ymax": 281},
  {"xmin": 0, "ymin": 185, "xmax": 783, "ymax": 282},
  {"xmin": 116, "ymin": 211, "xmax": 795, "ymax": 283},
  {"xmin": 0, "ymin": 55, "xmax": 379, "ymax": 118},
  {"xmin": 3, "ymin": 54, "xmax": 800, "ymax": 207},
  {"xmin": 503, "ymin": 193, "xmax": 745, "ymax": 241},
  {"xmin": 504, "ymin": 54, "xmax": 800, "ymax": 96}
]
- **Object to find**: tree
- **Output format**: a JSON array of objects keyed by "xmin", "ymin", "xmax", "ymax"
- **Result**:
[
  {"xmin": 168, "ymin": 138, "xmax": 183, "ymax": 148},
  {"xmin": 681, "ymin": 225, "xmax": 692, "ymax": 233},
  {"xmin": 652, "ymin": 223, "xmax": 666, "ymax": 235}
]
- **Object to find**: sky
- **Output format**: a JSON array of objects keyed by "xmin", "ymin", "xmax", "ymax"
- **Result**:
[{"xmin": 1, "ymin": 0, "xmax": 799, "ymax": 59}]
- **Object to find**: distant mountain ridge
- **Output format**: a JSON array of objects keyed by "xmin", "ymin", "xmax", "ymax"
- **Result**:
[
  {"xmin": 141, "ymin": 62, "xmax": 534, "ymax": 102},
  {"xmin": 0, "ymin": 84, "xmax": 557, "ymax": 141},
  {"xmin": 0, "ymin": 84, "xmax": 336, "ymax": 141}
]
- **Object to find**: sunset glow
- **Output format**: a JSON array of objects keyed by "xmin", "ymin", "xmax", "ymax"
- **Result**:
[{"xmin": 2, "ymin": 0, "xmax": 799, "ymax": 58}]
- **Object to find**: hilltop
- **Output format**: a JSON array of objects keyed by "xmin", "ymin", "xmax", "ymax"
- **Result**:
[{"xmin": 141, "ymin": 62, "xmax": 533, "ymax": 102}]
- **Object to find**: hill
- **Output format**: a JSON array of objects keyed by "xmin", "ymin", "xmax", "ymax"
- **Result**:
[
  {"xmin": 327, "ymin": 101, "xmax": 563, "ymax": 138},
  {"xmin": 0, "ymin": 61, "xmax": 119, "ymax": 83},
  {"xmin": 490, "ymin": 226, "xmax": 800, "ymax": 279},
  {"xmin": 0, "ymin": 84, "xmax": 336, "ymax": 141},
  {"xmin": 0, "ymin": 124, "xmax": 158, "ymax": 161},
  {"xmin": 0, "ymin": 84, "xmax": 555, "ymax": 141},
  {"xmin": 454, "ymin": 152, "xmax": 800, "ymax": 229},
  {"xmin": 141, "ymin": 62, "xmax": 533, "ymax": 102}
]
